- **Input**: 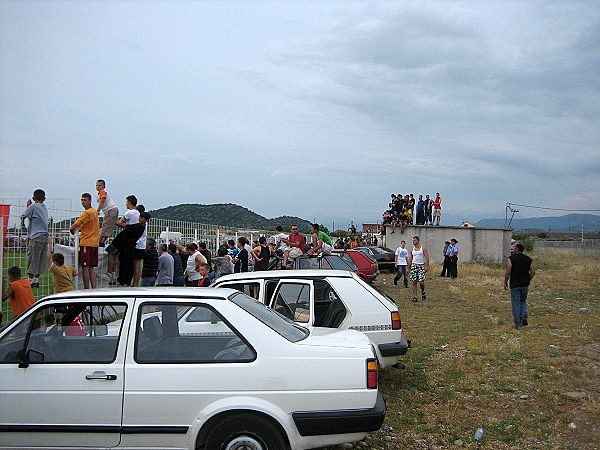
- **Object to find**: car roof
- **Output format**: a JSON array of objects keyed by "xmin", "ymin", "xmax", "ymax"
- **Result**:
[
  {"xmin": 40, "ymin": 287, "xmax": 236, "ymax": 302},
  {"xmin": 216, "ymin": 269, "xmax": 355, "ymax": 282}
]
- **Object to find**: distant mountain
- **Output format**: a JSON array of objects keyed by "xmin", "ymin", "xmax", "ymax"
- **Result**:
[
  {"xmin": 148, "ymin": 203, "xmax": 312, "ymax": 231},
  {"xmin": 477, "ymin": 213, "xmax": 600, "ymax": 232}
]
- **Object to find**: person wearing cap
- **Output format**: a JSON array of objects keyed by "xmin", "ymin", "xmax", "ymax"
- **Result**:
[
  {"xmin": 449, "ymin": 238, "xmax": 459, "ymax": 278},
  {"xmin": 141, "ymin": 237, "xmax": 159, "ymax": 287}
]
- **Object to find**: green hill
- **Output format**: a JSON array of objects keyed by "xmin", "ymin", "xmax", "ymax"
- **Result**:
[{"xmin": 148, "ymin": 203, "xmax": 312, "ymax": 232}]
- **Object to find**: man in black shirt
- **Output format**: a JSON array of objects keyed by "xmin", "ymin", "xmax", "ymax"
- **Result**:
[
  {"xmin": 504, "ymin": 242, "xmax": 536, "ymax": 328},
  {"xmin": 141, "ymin": 238, "xmax": 159, "ymax": 287}
]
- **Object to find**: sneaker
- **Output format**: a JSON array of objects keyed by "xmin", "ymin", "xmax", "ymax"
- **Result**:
[
  {"xmin": 393, "ymin": 278, "xmax": 398, "ymax": 286},
  {"xmin": 109, "ymin": 279, "xmax": 119, "ymax": 286},
  {"xmin": 412, "ymin": 297, "xmax": 418, "ymax": 303},
  {"xmin": 522, "ymin": 318, "xmax": 528, "ymax": 326},
  {"xmin": 404, "ymin": 284, "xmax": 408, "ymax": 288},
  {"xmin": 31, "ymin": 282, "xmax": 40, "ymax": 288}
]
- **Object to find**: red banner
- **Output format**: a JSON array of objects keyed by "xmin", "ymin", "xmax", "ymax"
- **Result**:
[{"xmin": 0, "ymin": 204, "xmax": 10, "ymax": 248}]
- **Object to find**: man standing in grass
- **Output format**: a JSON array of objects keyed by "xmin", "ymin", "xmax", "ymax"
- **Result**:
[
  {"xmin": 407, "ymin": 235, "xmax": 430, "ymax": 303},
  {"xmin": 504, "ymin": 242, "xmax": 536, "ymax": 328}
]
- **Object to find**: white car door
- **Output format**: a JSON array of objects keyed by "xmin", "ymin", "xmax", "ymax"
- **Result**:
[
  {"xmin": 269, "ymin": 279, "xmax": 314, "ymax": 326},
  {"xmin": 121, "ymin": 299, "xmax": 258, "ymax": 449},
  {"xmin": 0, "ymin": 299, "xmax": 130, "ymax": 448}
]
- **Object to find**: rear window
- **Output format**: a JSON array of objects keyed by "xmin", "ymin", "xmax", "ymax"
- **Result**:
[
  {"xmin": 326, "ymin": 255, "xmax": 357, "ymax": 271},
  {"xmin": 229, "ymin": 292, "xmax": 309, "ymax": 342}
]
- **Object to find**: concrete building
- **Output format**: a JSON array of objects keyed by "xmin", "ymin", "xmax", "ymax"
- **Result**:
[{"xmin": 373, "ymin": 224, "xmax": 512, "ymax": 265}]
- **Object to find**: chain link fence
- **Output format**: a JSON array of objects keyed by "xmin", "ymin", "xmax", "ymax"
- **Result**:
[
  {"xmin": 1, "ymin": 199, "xmax": 270, "ymax": 321},
  {"xmin": 534, "ymin": 239, "xmax": 600, "ymax": 257}
]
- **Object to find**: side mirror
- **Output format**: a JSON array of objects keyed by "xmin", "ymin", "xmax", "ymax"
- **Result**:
[{"xmin": 16, "ymin": 348, "xmax": 44, "ymax": 368}]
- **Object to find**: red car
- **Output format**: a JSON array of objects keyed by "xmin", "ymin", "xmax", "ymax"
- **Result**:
[{"xmin": 332, "ymin": 249, "xmax": 379, "ymax": 283}]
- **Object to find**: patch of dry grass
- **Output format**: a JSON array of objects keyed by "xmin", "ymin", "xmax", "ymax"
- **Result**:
[{"xmin": 329, "ymin": 249, "xmax": 600, "ymax": 450}]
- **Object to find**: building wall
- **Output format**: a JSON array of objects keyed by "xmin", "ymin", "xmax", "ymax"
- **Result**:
[{"xmin": 381, "ymin": 224, "xmax": 512, "ymax": 264}]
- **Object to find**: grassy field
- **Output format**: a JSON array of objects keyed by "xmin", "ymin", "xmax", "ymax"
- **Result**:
[{"xmin": 334, "ymin": 249, "xmax": 600, "ymax": 449}]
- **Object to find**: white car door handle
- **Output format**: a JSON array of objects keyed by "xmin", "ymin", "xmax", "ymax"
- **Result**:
[{"xmin": 86, "ymin": 371, "xmax": 117, "ymax": 381}]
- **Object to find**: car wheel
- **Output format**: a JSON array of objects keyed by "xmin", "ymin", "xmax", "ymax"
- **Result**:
[{"xmin": 205, "ymin": 413, "xmax": 287, "ymax": 450}]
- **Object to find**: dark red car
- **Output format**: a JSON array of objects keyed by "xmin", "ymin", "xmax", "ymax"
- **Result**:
[{"xmin": 332, "ymin": 249, "xmax": 379, "ymax": 283}]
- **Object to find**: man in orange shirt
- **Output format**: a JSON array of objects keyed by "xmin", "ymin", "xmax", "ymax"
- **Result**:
[
  {"xmin": 2, "ymin": 266, "xmax": 36, "ymax": 321},
  {"xmin": 69, "ymin": 193, "xmax": 100, "ymax": 289}
]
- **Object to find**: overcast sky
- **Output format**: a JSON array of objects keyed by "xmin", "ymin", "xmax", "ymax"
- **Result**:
[{"xmin": 1, "ymin": 0, "xmax": 599, "ymax": 227}]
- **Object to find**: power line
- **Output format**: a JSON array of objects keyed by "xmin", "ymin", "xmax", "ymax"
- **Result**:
[{"xmin": 507, "ymin": 202, "xmax": 600, "ymax": 213}]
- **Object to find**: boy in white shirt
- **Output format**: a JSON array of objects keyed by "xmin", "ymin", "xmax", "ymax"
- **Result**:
[{"xmin": 394, "ymin": 240, "xmax": 409, "ymax": 288}]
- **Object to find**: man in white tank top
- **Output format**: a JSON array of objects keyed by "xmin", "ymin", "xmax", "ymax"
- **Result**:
[{"xmin": 407, "ymin": 236, "xmax": 430, "ymax": 303}]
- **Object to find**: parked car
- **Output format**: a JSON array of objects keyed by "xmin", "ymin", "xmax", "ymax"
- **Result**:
[
  {"xmin": 268, "ymin": 253, "xmax": 358, "ymax": 272},
  {"xmin": 213, "ymin": 270, "xmax": 410, "ymax": 368},
  {"xmin": 355, "ymin": 246, "xmax": 396, "ymax": 272},
  {"xmin": 0, "ymin": 287, "xmax": 385, "ymax": 450},
  {"xmin": 332, "ymin": 249, "xmax": 379, "ymax": 283}
]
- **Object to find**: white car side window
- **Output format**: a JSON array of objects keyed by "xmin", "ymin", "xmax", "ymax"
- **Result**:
[
  {"xmin": 0, "ymin": 303, "xmax": 126, "ymax": 364},
  {"xmin": 272, "ymin": 283, "xmax": 310, "ymax": 323},
  {"xmin": 135, "ymin": 303, "xmax": 255, "ymax": 363}
]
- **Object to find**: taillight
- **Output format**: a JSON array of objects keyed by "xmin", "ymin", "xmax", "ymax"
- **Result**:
[
  {"xmin": 367, "ymin": 358, "xmax": 378, "ymax": 389},
  {"xmin": 391, "ymin": 311, "xmax": 401, "ymax": 330}
]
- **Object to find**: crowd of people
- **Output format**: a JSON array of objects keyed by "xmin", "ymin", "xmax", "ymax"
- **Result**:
[
  {"xmin": 382, "ymin": 192, "xmax": 442, "ymax": 234},
  {"xmin": 2, "ymin": 183, "xmax": 342, "ymax": 312},
  {"xmin": 4, "ymin": 185, "xmax": 536, "ymax": 331}
]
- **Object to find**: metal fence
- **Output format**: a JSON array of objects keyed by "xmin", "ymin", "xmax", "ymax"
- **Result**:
[
  {"xmin": 534, "ymin": 239, "xmax": 600, "ymax": 257},
  {"xmin": 0, "ymin": 199, "xmax": 270, "ymax": 320}
]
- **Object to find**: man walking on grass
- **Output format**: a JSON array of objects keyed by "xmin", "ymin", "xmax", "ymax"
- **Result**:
[
  {"xmin": 504, "ymin": 242, "xmax": 536, "ymax": 329},
  {"xmin": 407, "ymin": 236, "xmax": 430, "ymax": 303}
]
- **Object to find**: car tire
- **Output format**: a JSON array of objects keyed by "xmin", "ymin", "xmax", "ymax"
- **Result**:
[{"xmin": 204, "ymin": 413, "xmax": 287, "ymax": 450}]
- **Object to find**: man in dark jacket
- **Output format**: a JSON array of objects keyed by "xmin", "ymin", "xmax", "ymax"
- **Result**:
[
  {"xmin": 106, "ymin": 212, "xmax": 151, "ymax": 286},
  {"xmin": 504, "ymin": 242, "xmax": 536, "ymax": 328}
]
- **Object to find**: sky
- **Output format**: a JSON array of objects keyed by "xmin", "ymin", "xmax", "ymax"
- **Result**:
[{"xmin": 1, "ymin": 0, "xmax": 599, "ymax": 228}]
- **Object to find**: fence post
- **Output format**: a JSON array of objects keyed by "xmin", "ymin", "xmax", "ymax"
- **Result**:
[
  {"xmin": 73, "ymin": 231, "xmax": 80, "ymax": 289},
  {"xmin": 216, "ymin": 228, "xmax": 220, "ymax": 252}
]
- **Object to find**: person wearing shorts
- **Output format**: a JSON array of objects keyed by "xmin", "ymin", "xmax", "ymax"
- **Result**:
[
  {"xmin": 407, "ymin": 235, "xmax": 430, "ymax": 303},
  {"xmin": 433, "ymin": 193, "xmax": 442, "ymax": 226},
  {"xmin": 21, "ymin": 189, "xmax": 49, "ymax": 287},
  {"xmin": 282, "ymin": 225, "xmax": 306, "ymax": 267},
  {"xmin": 307, "ymin": 223, "xmax": 333, "ymax": 256},
  {"xmin": 69, "ymin": 193, "xmax": 100, "ymax": 289},
  {"xmin": 96, "ymin": 179, "xmax": 119, "ymax": 246}
]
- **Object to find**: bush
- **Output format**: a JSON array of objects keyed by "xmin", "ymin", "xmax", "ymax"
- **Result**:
[{"xmin": 513, "ymin": 235, "xmax": 535, "ymax": 252}]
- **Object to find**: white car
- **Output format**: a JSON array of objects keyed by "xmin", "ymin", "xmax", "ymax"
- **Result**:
[
  {"xmin": 212, "ymin": 270, "xmax": 409, "ymax": 368},
  {"xmin": 0, "ymin": 287, "xmax": 385, "ymax": 450}
]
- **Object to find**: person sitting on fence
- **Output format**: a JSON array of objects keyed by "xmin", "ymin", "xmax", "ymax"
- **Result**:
[
  {"xmin": 21, "ymin": 189, "xmax": 49, "ymax": 288},
  {"xmin": 47, "ymin": 238, "xmax": 77, "ymax": 293},
  {"xmin": 2, "ymin": 266, "xmax": 36, "ymax": 323},
  {"xmin": 95, "ymin": 179, "xmax": 119, "ymax": 247},
  {"xmin": 104, "ymin": 212, "xmax": 151, "ymax": 286},
  {"xmin": 104, "ymin": 195, "xmax": 139, "ymax": 283}
]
